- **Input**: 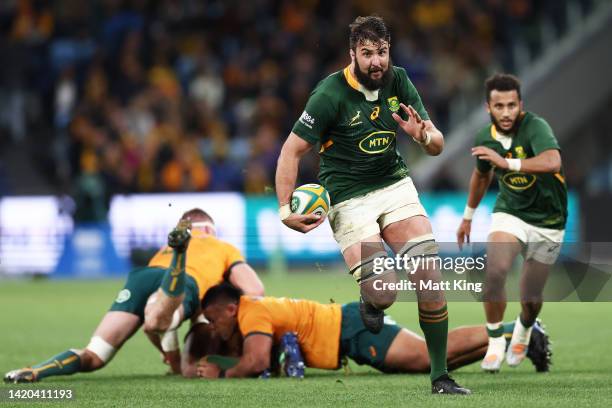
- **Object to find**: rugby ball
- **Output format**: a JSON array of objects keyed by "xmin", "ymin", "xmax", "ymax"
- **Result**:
[{"xmin": 290, "ymin": 184, "xmax": 331, "ymax": 217}]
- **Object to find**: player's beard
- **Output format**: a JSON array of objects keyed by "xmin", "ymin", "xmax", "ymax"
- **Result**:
[
  {"xmin": 490, "ymin": 112, "xmax": 522, "ymax": 135},
  {"xmin": 354, "ymin": 57, "xmax": 393, "ymax": 91}
]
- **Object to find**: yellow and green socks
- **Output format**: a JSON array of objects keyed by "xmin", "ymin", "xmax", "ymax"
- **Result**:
[
  {"xmin": 31, "ymin": 350, "xmax": 81, "ymax": 379},
  {"xmin": 161, "ymin": 251, "xmax": 186, "ymax": 297}
]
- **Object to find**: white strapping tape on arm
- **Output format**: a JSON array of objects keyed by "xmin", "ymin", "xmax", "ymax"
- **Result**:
[
  {"xmin": 278, "ymin": 204, "xmax": 292, "ymax": 221},
  {"xmin": 167, "ymin": 309, "xmax": 182, "ymax": 331},
  {"xmin": 463, "ymin": 206, "xmax": 476, "ymax": 221},
  {"xmin": 506, "ymin": 158, "xmax": 522, "ymax": 172}
]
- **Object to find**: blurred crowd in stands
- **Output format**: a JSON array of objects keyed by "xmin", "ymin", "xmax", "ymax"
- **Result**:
[{"xmin": 0, "ymin": 0, "xmax": 597, "ymax": 200}]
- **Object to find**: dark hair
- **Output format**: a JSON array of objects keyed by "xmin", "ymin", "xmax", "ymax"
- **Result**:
[
  {"xmin": 485, "ymin": 73, "xmax": 522, "ymax": 102},
  {"xmin": 202, "ymin": 282, "xmax": 243, "ymax": 309},
  {"xmin": 181, "ymin": 208, "xmax": 214, "ymax": 224},
  {"xmin": 349, "ymin": 15, "xmax": 391, "ymax": 50}
]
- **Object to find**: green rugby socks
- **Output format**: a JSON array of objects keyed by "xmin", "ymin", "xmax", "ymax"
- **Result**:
[
  {"xmin": 161, "ymin": 251, "xmax": 186, "ymax": 297},
  {"xmin": 419, "ymin": 304, "xmax": 449, "ymax": 382},
  {"xmin": 486, "ymin": 321, "xmax": 504, "ymax": 338},
  {"xmin": 487, "ymin": 321, "xmax": 516, "ymax": 346},
  {"xmin": 32, "ymin": 350, "xmax": 81, "ymax": 379}
]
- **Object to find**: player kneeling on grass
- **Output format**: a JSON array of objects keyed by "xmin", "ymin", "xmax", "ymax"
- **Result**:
[
  {"xmin": 195, "ymin": 283, "xmax": 551, "ymax": 383},
  {"xmin": 146, "ymin": 208, "xmax": 264, "ymax": 377},
  {"xmin": 3, "ymin": 220, "xmax": 197, "ymax": 383},
  {"xmin": 4, "ymin": 210, "xmax": 264, "ymax": 383}
]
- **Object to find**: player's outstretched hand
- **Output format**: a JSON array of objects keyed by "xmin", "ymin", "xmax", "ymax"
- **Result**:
[
  {"xmin": 456, "ymin": 219, "xmax": 472, "ymax": 250},
  {"xmin": 392, "ymin": 103, "xmax": 426, "ymax": 142},
  {"xmin": 282, "ymin": 213, "xmax": 325, "ymax": 233}
]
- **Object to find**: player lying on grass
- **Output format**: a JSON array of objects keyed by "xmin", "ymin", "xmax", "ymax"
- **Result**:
[
  {"xmin": 195, "ymin": 283, "xmax": 551, "ymax": 381},
  {"xmin": 4, "ymin": 209, "xmax": 264, "ymax": 383}
]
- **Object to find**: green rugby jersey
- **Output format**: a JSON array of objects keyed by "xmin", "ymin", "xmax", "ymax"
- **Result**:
[
  {"xmin": 474, "ymin": 111, "xmax": 567, "ymax": 230},
  {"xmin": 291, "ymin": 65, "xmax": 429, "ymax": 204}
]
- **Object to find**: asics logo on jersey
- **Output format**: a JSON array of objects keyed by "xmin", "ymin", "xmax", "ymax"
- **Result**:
[
  {"xmin": 299, "ymin": 111, "xmax": 315, "ymax": 129},
  {"xmin": 349, "ymin": 111, "xmax": 362, "ymax": 126},
  {"xmin": 370, "ymin": 106, "xmax": 380, "ymax": 120}
]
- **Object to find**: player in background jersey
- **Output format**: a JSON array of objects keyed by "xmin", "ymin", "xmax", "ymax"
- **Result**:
[{"xmin": 457, "ymin": 74, "xmax": 567, "ymax": 372}]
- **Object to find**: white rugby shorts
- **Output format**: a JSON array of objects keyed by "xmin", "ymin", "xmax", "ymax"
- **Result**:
[
  {"xmin": 489, "ymin": 212, "xmax": 565, "ymax": 265},
  {"xmin": 327, "ymin": 177, "xmax": 428, "ymax": 252}
]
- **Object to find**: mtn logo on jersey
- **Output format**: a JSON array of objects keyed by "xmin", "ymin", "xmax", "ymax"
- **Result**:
[
  {"xmin": 359, "ymin": 131, "xmax": 396, "ymax": 154},
  {"xmin": 502, "ymin": 172, "xmax": 537, "ymax": 190},
  {"xmin": 299, "ymin": 111, "xmax": 315, "ymax": 129}
]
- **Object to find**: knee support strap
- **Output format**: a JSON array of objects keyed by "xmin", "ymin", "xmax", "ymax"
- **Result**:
[
  {"xmin": 397, "ymin": 234, "xmax": 439, "ymax": 273},
  {"xmin": 86, "ymin": 336, "xmax": 116, "ymax": 363},
  {"xmin": 349, "ymin": 250, "xmax": 393, "ymax": 284}
]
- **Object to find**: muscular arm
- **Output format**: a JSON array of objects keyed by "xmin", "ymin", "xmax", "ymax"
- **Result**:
[
  {"xmin": 228, "ymin": 263, "xmax": 264, "ymax": 296},
  {"xmin": 467, "ymin": 168, "xmax": 494, "ymax": 209},
  {"xmin": 275, "ymin": 132, "xmax": 324, "ymax": 233},
  {"xmin": 142, "ymin": 291, "xmax": 184, "ymax": 373},
  {"xmin": 144, "ymin": 330, "xmax": 181, "ymax": 374},
  {"xmin": 457, "ymin": 168, "xmax": 493, "ymax": 248},
  {"xmin": 181, "ymin": 329, "xmax": 199, "ymax": 378},
  {"xmin": 275, "ymin": 132, "xmax": 313, "ymax": 206},
  {"xmin": 515, "ymin": 149, "xmax": 561, "ymax": 174},
  {"xmin": 472, "ymin": 147, "xmax": 561, "ymax": 174},
  {"xmin": 225, "ymin": 334, "xmax": 272, "ymax": 378}
]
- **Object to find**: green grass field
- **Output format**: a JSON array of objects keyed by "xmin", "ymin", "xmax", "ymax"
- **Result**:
[{"xmin": 1, "ymin": 272, "xmax": 612, "ymax": 407}]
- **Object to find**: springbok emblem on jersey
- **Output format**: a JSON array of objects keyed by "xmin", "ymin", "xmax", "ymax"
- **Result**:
[{"xmin": 349, "ymin": 111, "xmax": 362, "ymax": 126}]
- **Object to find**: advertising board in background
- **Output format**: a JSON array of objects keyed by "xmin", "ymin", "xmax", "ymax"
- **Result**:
[{"xmin": 0, "ymin": 192, "xmax": 579, "ymax": 276}]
